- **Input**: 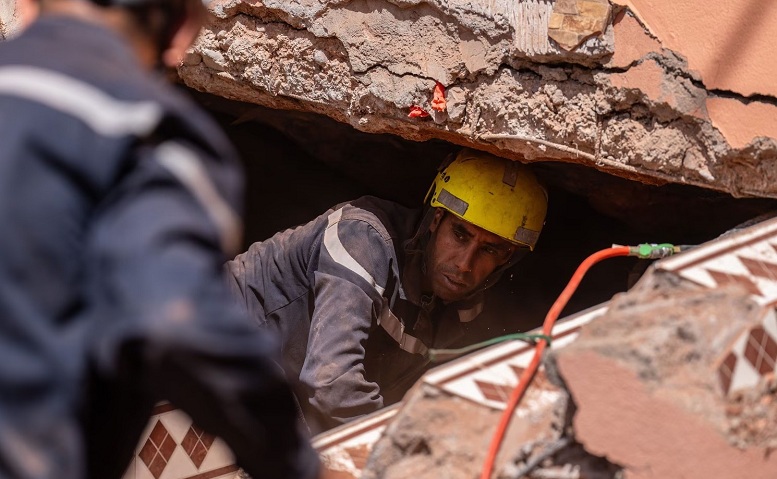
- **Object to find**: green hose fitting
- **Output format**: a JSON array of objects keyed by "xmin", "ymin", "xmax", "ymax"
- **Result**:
[{"xmin": 629, "ymin": 243, "xmax": 679, "ymax": 259}]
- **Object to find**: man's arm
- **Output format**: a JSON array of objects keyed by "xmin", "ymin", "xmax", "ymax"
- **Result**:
[
  {"xmin": 299, "ymin": 211, "xmax": 396, "ymax": 428},
  {"xmin": 84, "ymin": 139, "xmax": 319, "ymax": 479}
]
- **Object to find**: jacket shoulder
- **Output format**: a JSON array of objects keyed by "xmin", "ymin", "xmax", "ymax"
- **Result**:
[{"xmin": 336, "ymin": 196, "xmax": 421, "ymax": 243}]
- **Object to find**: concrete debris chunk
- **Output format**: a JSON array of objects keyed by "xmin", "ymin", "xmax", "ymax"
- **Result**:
[
  {"xmin": 551, "ymin": 269, "xmax": 777, "ymax": 478},
  {"xmin": 361, "ymin": 377, "xmax": 568, "ymax": 479},
  {"xmin": 0, "ymin": 0, "xmax": 19, "ymax": 40},
  {"xmin": 548, "ymin": 0, "xmax": 612, "ymax": 51}
]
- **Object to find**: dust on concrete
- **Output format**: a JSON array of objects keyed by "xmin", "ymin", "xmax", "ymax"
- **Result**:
[
  {"xmin": 362, "ymin": 374, "xmax": 569, "ymax": 479},
  {"xmin": 725, "ymin": 377, "xmax": 777, "ymax": 449}
]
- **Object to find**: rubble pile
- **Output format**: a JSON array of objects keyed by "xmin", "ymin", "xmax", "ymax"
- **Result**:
[
  {"xmin": 360, "ymin": 235, "xmax": 777, "ymax": 478},
  {"xmin": 362, "ymin": 376, "xmax": 569, "ymax": 479},
  {"xmin": 552, "ymin": 273, "xmax": 777, "ymax": 478}
]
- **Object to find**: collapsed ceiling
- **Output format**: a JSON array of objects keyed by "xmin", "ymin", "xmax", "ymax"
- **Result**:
[{"xmin": 179, "ymin": 0, "xmax": 777, "ymax": 198}]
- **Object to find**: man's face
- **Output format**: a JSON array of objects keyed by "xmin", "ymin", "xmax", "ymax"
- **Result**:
[{"xmin": 424, "ymin": 209, "xmax": 516, "ymax": 302}]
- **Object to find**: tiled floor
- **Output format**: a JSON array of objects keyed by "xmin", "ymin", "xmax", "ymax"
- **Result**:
[
  {"xmin": 658, "ymin": 217, "xmax": 777, "ymax": 307},
  {"xmin": 120, "ymin": 403, "xmax": 238, "ymax": 479},
  {"xmin": 658, "ymin": 217, "xmax": 777, "ymax": 395}
]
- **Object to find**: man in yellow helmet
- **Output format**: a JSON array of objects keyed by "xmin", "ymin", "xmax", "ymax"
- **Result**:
[{"xmin": 226, "ymin": 148, "xmax": 548, "ymax": 433}]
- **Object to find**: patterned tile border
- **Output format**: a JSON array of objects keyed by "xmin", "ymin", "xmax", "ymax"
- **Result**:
[
  {"xmin": 121, "ymin": 406, "xmax": 238, "ymax": 479},
  {"xmin": 314, "ymin": 303, "xmax": 609, "ymax": 477},
  {"xmin": 716, "ymin": 307, "xmax": 777, "ymax": 395},
  {"xmin": 119, "ymin": 303, "xmax": 610, "ymax": 479},
  {"xmin": 658, "ymin": 216, "xmax": 777, "ymax": 307},
  {"xmin": 656, "ymin": 217, "xmax": 777, "ymax": 396},
  {"xmin": 422, "ymin": 304, "xmax": 607, "ymax": 410},
  {"xmin": 313, "ymin": 405, "xmax": 401, "ymax": 479}
]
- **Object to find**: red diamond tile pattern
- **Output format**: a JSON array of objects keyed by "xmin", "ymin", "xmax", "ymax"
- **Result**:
[
  {"xmin": 717, "ymin": 351, "xmax": 738, "ymax": 395},
  {"xmin": 509, "ymin": 365, "xmax": 526, "ymax": 380},
  {"xmin": 181, "ymin": 424, "xmax": 216, "ymax": 469},
  {"xmin": 474, "ymin": 379, "xmax": 514, "ymax": 403},
  {"xmin": 705, "ymin": 269, "xmax": 763, "ymax": 296},
  {"xmin": 139, "ymin": 420, "xmax": 177, "ymax": 479},
  {"xmin": 474, "ymin": 365, "xmax": 558, "ymax": 403},
  {"xmin": 739, "ymin": 256, "xmax": 777, "ymax": 282},
  {"xmin": 744, "ymin": 326, "xmax": 777, "ymax": 375},
  {"xmin": 345, "ymin": 445, "xmax": 370, "ymax": 471}
]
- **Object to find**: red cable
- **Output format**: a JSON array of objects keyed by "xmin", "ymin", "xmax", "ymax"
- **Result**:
[{"xmin": 479, "ymin": 246, "xmax": 631, "ymax": 479}]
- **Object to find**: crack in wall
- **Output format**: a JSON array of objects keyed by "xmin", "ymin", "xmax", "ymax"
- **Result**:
[{"xmin": 707, "ymin": 88, "xmax": 777, "ymax": 107}]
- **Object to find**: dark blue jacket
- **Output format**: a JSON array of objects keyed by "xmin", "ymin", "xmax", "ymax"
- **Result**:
[{"xmin": 0, "ymin": 15, "xmax": 317, "ymax": 479}]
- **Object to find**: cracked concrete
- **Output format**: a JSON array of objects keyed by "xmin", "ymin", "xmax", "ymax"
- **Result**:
[{"xmin": 180, "ymin": 0, "xmax": 777, "ymax": 199}]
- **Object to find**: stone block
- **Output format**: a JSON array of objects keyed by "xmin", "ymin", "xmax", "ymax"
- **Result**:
[{"xmin": 548, "ymin": 0, "xmax": 611, "ymax": 50}]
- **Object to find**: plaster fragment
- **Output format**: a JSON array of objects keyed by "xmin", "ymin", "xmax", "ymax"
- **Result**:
[
  {"xmin": 430, "ymin": 109, "xmax": 447, "ymax": 125},
  {"xmin": 313, "ymin": 50, "xmax": 329, "ymax": 65},
  {"xmin": 445, "ymin": 86, "xmax": 467, "ymax": 123},
  {"xmin": 182, "ymin": 51, "xmax": 203, "ymax": 66},
  {"xmin": 707, "ymin": 97, "xmax": 777, "ymax": 150},
  {"xmin": 548, "ymin": 0, "xmax": 612, "ymax": 51},
  {"xmin": 609, "ymin": 59, "xmax": 707, "ymax": 121},
  {"xmin": 201, "ymin": 48, "xmax": 227, "ymax": 71},
  {"xmin": 607, "ymin": 9, "xmax": 661, "ymax": 68}
]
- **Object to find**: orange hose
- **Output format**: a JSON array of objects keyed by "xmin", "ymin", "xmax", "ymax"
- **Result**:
[{"xmin": 479, "ymin": 246, "xmax": 631, "ymax": 479}]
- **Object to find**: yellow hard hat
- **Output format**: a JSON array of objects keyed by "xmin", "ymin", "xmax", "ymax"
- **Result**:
[{"xmin": 426, "ymin": 149, "xmax": 548, "ymax": 250}]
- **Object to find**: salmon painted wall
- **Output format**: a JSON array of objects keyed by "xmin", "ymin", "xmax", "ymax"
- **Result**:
[{"xmin": 614, "ymin": 0, "xmax": 777, "ymax": 149}]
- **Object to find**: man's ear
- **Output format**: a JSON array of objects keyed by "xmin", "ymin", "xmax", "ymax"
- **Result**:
[
  {"xmin": 428, "ymin": 208, "xmax": 445, "ymax": 233},
  {"xmin": 498, "ymin": 247, "xmax": 516, "ymax": 266},
  {"xmin": 503, "ymin": 247, "xmax": 529, "ymax": 268}
]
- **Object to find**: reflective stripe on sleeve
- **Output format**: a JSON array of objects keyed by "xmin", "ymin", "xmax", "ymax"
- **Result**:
[
  {"xmin": 0, "ymin": 66, "xmax": 162, "ymax": 137},
  {"xmin": 155, "ymin": 141, "xmax": 242, "ymax": 255},
  {"xmin": 323, "ymin": 208, "xmax": 386, "ymax": 296},
  {"xmin": 378, "ymin": 299, "xmax": 428, "ymax": 356}
]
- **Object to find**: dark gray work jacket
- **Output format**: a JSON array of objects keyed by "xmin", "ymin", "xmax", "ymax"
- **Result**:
[{"xmin": 226, "ymin": 196, "xmax": 485, "ymax": 431}]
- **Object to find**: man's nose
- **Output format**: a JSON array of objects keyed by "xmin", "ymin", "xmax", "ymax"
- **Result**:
[{"xmin": 454, "ymin": 244, "xmax": 477, "ymax": 273}]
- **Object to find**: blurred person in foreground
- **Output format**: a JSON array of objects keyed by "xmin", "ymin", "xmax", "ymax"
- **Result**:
[{"xmin": 0, "ymin": 1, "xmax": 320, "ymax": 479}]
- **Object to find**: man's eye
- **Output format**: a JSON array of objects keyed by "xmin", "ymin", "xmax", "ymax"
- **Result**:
[{"xmin": 453, "ymin": 230, "xmax": 465, "ymax": 240}]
